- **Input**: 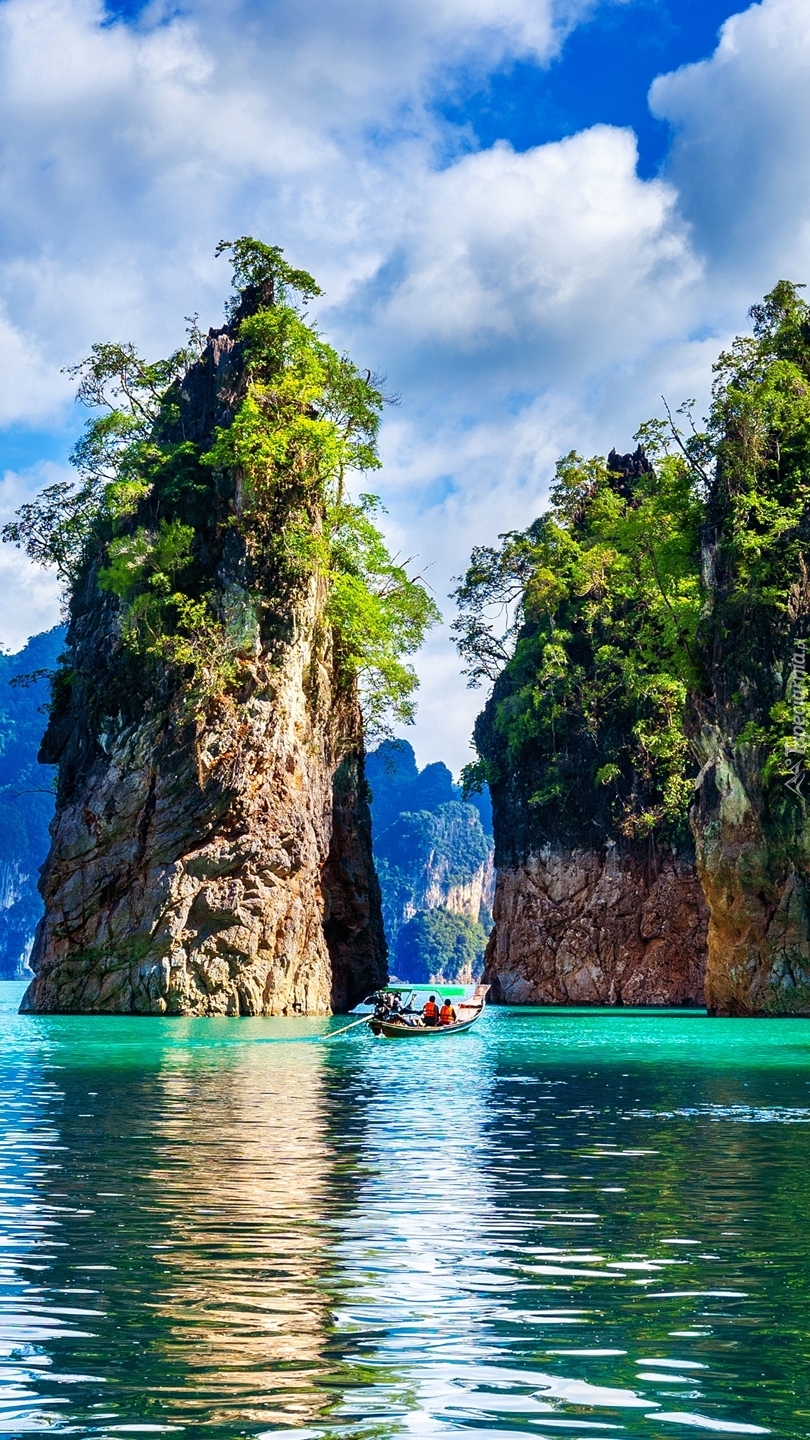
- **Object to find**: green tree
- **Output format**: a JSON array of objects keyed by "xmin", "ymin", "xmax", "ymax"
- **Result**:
[
  {"xmin": 2, "ymin": 238, "xmax": 439, "ymax": 733},
  {"xmin": 395, "ymin": 908, "xmax": 488, "ymax": 985},
  {"xmin": 454, "ymin": 446, "xmax": 704, "ymax": 846}
]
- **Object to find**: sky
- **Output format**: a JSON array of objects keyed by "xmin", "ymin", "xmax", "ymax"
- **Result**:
[{"xmin": 1, "ymin": 0, "xmax": 809, "ymax": 774}]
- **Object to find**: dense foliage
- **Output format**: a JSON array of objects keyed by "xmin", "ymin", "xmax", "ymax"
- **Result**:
[
  {"xmin": 366, "ymin": 739, "xmax": 493, "ymax": 964},
  {"xmin": 2, "ymin": 239, "xmax": 438, "ymax": 734},
  {"xmin": 455, "ymin": 449, "xmax": 703, "ymax": 845},
  {"xmin": 699, "ymin": 280, "xmax": 810, "ymax": 789},
  {"xmin": 395, "ymin": 907, "xmax": 488, "ymax": 985},
  {"xmin": 455, "ymin": 281, "xmax": 810, "ymax": 852},
  {"xmin": 0, "ymin": 629, "xmax": 63, "ymax": 977}
]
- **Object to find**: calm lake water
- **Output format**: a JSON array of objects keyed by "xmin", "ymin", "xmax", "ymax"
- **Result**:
[{"xmin": 2, "ymin": 982, "xmax": 810, "ymax": 1439}]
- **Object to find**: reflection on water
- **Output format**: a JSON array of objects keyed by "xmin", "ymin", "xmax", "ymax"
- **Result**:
[{"xmin": 2, "ymin": 987, "xmax": 810, "ymax": 1438}]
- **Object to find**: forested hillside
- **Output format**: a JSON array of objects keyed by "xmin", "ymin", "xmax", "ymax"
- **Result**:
[
  {"xmin": 456, "ymin": 281, "xmax": 810, "ymax": 1015},
  {"xmin": 0, "ymin": 628, "xmax": 64, "ymax": 977},
  {"xmin": 366, "ymin": 739, "xmax": 494, "ymax": 984}
]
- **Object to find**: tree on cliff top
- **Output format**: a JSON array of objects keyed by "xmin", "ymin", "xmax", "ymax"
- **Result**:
[
  {"xmin": 454, "ymin": 280, "xmax": 810, "ymax": 852},
  {"xmin": 699, "ymin": 279, "xmax": 810, "ymax": 791},
  {"xmin": 454, "ymin": 445, "xmax": 704, "ymax": 848},
  {"xmin": 2, "ymin": 238, "xmax": 439, "ymax": 736}
]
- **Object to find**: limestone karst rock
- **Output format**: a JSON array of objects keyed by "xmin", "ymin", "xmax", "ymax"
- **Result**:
[
  {"xmin": 689, "ymin": 518, "xmax": 810, "ymax": 1015},
  {"xmin": 690, "ymin": 722, "xmax": 810, "ymax": 1015},
  {"xmin": 684, "ymin": 281, "xmax": 810, "ymax": 1015},
  {"xmin": 483, "ymin": 844, "xmax": 707, "ymax": 1006},
  {"xmin": 21, "ymin": 267, "xmax": 388, "ymax": 1015},
  {"xmin": 464, "ymin": 445, "xmax": 709, "ymax": 1007}
]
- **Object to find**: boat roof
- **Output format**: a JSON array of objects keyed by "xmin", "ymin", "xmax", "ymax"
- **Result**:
[{"xmin": 379, "ymin": 982, "xmax": 470, "ymax": 997}]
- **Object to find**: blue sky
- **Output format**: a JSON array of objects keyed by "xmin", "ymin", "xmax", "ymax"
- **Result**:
[
  {"xmin": 438, "ymin": 0, "xmax": 743, "ymax": 176},
  {"xmin": 0, "ymin": 0, "xmax": 809, "ymax": 771}
]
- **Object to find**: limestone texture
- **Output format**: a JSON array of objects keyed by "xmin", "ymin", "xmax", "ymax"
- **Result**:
[
  {"xmin": 22, "ymin": 320, "xmax": 386, "ymax": 1016},
  {"xmin": 474, "ymin": 444, "xmax": 709, "ymax": 1009},
  {"xmin": 484, "ymin": 843, "xmax": 707, "ymax": 1006},
  {"xmin": 373, "ymin": 799, "xmax": 493, "ymax": 944},
  {"xmin": 691, "ymin": 723, "xmax": 810, "ymax": 1016}
]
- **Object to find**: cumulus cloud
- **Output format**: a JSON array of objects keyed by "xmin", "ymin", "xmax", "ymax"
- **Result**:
[
  {"xmin": 0, "ymin": 0, "xmax": 599, "ymax": 417},
  {"xmin": 652, "ymin": 0, "xmax": 810, "ymax": 296},
  {"xmin": 0, "ymin": 0, "xmax": 808, "ymax": 767},
  {"xmin": 0, "ymin": 468, "xmax": 64, "ymax": 651},
  {"xmin": 350, "ymin": 127, "xmax": 697, "ymax": 388}
]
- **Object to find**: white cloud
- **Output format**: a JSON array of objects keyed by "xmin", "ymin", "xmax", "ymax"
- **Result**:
[
  {"xmin": 0, "ymin": 468, "xmax": 64, "ymax": 651},
  {"xmin": 651, "ymin": 0, "xmax": 810, "ymax": 296},
  {"xmin": 350, "ymin": 126, "xmax": 698, "ymax": 388},
  {"xmin": 0, "ymin": 0, "xmax": 585, "ymax": 410},
  {"xmin": 0, "ymin": 0, "xmax": 808, "ymax": 768},
  {"xmin": 0, "ymin": 306, "xmax": 70, "ymax": 426}
]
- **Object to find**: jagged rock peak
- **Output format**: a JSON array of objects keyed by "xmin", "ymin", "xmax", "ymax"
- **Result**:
[
  {"xmin": 21, "ymin": 256, "xmax": 389, "ymax": 1015},
  {"xmin": 607, "ymin": 444, "xmax": 654, "ymax": 478}
]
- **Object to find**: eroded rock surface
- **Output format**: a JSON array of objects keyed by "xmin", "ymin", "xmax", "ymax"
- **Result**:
[
  {"xmin": 21, "ymin": 315, "xmax": 386, "ymax": 1016},
  {"xmin": 23, "ymin": 581, "xmax": 385, "ymax": 1015},
  {"xmin": 484, "ymin": 844, "xmax": 707, "ymax": 1006},
  {"xmin": 691, "ymin": 726, "xmax": 810, "ymax": 1015}
]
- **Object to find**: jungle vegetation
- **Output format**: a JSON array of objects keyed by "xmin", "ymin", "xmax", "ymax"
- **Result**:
[
  {"xmin": 366, "ymin": 738, "xmax": 493, "ymax": 980},
  {"xmin": 454, "ymin": 281, "xmax": 810, "ymax": 852},
  {"xmin": 2, "ymin": 238, "xmax": 439, "ymax": 735},
  {"xmin": 395, "ymin": 907, "xmax": 489, "ymax": 986}
]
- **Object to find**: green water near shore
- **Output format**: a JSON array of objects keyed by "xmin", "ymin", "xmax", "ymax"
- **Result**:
[{"xmin": 2, "ymin": 982, "xmax": 810, "ymax": 1439}]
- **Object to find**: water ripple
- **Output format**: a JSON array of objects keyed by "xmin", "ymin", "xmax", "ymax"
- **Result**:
[{"xmin": 1, "ymin": 988, "xmax": 808, "ymax": 1438}]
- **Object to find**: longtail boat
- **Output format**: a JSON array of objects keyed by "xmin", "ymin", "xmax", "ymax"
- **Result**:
[{"xmin": 365, "ymin": 983, "xmax": 490, "ymax": 1038}]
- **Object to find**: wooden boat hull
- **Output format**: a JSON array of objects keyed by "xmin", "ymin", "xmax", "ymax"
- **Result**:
[
  {"xmin": 364, "ymin": 984, "xmax": 489, "ymax": 1039},
  {"xmin": 369, "ymin": 1013, "xmax": 482, "ymax": 1038}
]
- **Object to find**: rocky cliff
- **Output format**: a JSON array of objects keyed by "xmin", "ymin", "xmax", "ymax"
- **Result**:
[
  {"xmin": 24, "ymin": 577, "xmax": 384, "ymax": 1015},
  {"xmin": 463, "ymin": 445, "xmax": 709, "ymax": 1007},
  {"xmin": 485, "ymin": 844, "xmax": 706, "ymax": 1006},
  {"xmin": 19, "ymin": 247, "xmax": 389, "ymax": 1015},
  {"xmin": 686, "ymin": 283, "xmax": 810, "ymax": 1014},
  {"xmin": 690, "ymin": 724, "xmax": 810, "ymax": 1015},
  {"xmin": 367, "ymin": 739, "xmax": 493, "ymax": 928},
  {"xmin": 462, "ymin": 285, "xmax": 810, "ymax": 1014},
  {"xmin": 374, "ymin": 801, "xmax": 494, "ymax": 939},
  {"xmin": 0, "ymin": 629, "xmax": 64, "ymax": 978}
]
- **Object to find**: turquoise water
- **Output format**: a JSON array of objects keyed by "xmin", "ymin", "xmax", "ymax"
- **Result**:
[{"xmin": 2, "ymin": 983, "xmax": 810, "ymax": 1439}]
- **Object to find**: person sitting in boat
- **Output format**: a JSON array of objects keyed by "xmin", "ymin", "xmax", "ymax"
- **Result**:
[
  {"xmin": 422, "ymin": 995, "xmax": 439, "ymax": 1026},
  {"xmin": 439, "ymin": 997, "xmax": 457, "ymax": 1026},
  {"xmin": 390, "ymin": 995, "xmax": 418, "ymax": 1026}
]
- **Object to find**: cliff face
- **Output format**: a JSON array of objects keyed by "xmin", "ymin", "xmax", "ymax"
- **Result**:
[
  {"xmin": 485, "ymin": 844, "xmax": 707, "ymax": 1006},
  {"xmin": 691, "ymin": 726, "xmax": 810, "ymax": 1015},
  {"xmin": 0, "ymin": 629, "xmax": 63, "ymax": 978},
  {"xmin": 688, "ymin": 511, "xmax": 810, "ymax": 1015},
  {"xmin": 470, "ymin": 446, "xmax": 709, "ymax": 1007},
  {"xmin": 0, "ymin": 861, "xmax": 34, "ymax": 979},
  {"xmin": 22, "ymin": 309, "xmax": 387, "ymax": 1015},
  {"xmin": 373, "ymin": 801, "xmax": 493, "ymax": 942},
  {"xmin": 684, "ymin": 280, "xmax": 810, "ymax": 1016}
]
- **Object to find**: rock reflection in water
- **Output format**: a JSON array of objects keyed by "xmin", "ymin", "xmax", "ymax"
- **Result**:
[
  {"xmin": 138, "ymin": 1043, "xmax": 339, "ymax": 1429},
  {"xmin": 2, "ymin": 1017, "xmax": 363, "ymax": 1435},
  {"xmin": 2, "ymin": 996, "xmax": 810, "ymax": 1440}
]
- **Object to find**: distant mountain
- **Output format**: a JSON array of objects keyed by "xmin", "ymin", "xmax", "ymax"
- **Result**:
[
  {"xmin": 366, "ymin": 739, "xmax": 494, "ymax": 986},
  {"xmin": 0, "ymin": 627, "xmax": 65, "ymax": 978}
]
